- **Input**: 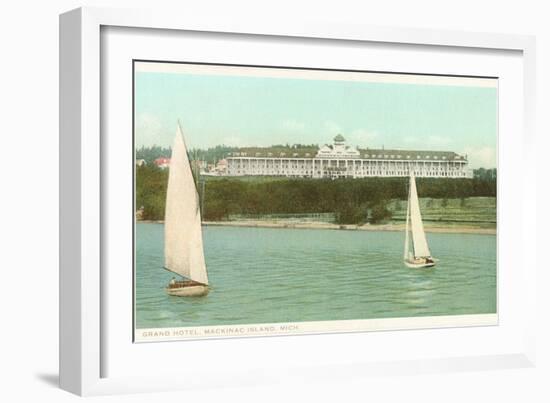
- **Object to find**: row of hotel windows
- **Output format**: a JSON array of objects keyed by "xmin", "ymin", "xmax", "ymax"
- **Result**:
[
  {"xmin": 230, "ymin": 163, "xmax": 465, "ymax": 170},
  {"xmin": 228, "ymin": 159, "xmax": 464, "ymax": 164},
  {"xmin": 362, "ymin": 154, "xmax": 463, "ymax": 160},
  {"xmin": 230, "ymin": 169, "xmax": 465, "ymax": 174},
  {"xmin": 229, "ymin": 169, "xmax": 467, "ymax": 177},
  {"xmin": 229, "ymin": 153, "xmax": 462, "ymax": 160}
]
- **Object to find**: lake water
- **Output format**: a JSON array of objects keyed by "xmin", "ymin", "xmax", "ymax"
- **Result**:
[{"xmin": 135, "ymin": 223, "xmax": 496, "ymax": 329}]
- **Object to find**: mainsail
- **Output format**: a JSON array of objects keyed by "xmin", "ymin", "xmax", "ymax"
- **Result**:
[
  {"xmin": 408, "ymin": 173, "xmax": 431, "ymax": 258},
  {"xmin": 164, "ymin": 123, "xmax": 209, "ymax": 285}
]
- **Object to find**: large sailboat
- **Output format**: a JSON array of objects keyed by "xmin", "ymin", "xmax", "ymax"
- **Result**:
[
  {"xmin": 404, "ymin": 172, "xmax": 436, "ymax": 268},
  {"xmin": 164, "ymin": 122, "xmax": 209, "ymax": 297}
]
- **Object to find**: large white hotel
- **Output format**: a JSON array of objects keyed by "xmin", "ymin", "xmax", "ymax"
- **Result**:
[{"xmin": 225, "ymin": 135, "xmax": 472, "ymax": 179}]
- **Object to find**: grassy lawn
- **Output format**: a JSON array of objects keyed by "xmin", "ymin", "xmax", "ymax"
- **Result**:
[{"xmin": 389, "ymin": 197, "xmax": 496, "ymax": 223}]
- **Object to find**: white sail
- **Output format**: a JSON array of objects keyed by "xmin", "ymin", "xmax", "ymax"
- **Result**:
[
  {"xmin": 408, "ymin": 173, "xmax": 431, "ymax": 258},
  {"xmin": 404, "ymin": 185, "xmax": 410, "ymax": 259},
  {"xmin": 164, "ymin": 123, "xmax": 209, "ymax": 285}
]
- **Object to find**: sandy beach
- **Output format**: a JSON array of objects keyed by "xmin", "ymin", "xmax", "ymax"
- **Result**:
[
  {"xmin": 139, "ymin": 219, "xmax": 496, "ymax": 235},
  {"xmin": 203, "ymin": 220, "xmax": 496, "ymax": 235}
]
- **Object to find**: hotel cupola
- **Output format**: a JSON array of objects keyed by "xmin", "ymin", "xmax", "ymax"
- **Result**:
[{"xmin": 317, "ymin": 134, "xmax": 361, "ymax": 158}]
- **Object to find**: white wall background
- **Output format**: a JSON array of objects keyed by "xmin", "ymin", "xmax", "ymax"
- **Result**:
[{"xmin": 0, "ymin": 0, "xmax": 548, "ymax": 401}]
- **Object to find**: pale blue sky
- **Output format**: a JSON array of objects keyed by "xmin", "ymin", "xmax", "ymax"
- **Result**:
[{"xmin": 135, "ymin": 71, "xmax": 497, "ymax": 168}]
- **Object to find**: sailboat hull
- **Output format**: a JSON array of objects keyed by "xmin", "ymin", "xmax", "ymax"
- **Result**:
[
  {"xmin": 165, "ymin": 284, "xmax": 209, "ymax": 297},
  {"xmin": 404, "ymin": 260, "xmax": 436, "ymax": 269}
]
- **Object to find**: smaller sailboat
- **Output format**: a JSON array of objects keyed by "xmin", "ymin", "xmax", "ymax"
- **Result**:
[
  {"xmin": 163, "ymin": 122, "xmax": 209, "ymax": 297},
  {"xmin": 404, "ymin": 172, "xmax": 436, "ymax": 268}
]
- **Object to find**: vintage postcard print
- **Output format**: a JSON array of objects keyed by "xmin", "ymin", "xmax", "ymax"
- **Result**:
[{"xmin": 133, "ymin": 61, "xmax": 497, "ymax": 342}]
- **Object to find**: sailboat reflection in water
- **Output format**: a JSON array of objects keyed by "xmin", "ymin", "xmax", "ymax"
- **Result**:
[
  {"xmin": 163, "ymin": 122, "xmax": 210, "ymax": 297},
  {"xmin": 404, "ymin": 172, "xmax": 436, "ymax": 269}
]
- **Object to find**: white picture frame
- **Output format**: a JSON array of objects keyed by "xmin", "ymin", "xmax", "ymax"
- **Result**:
[{"xmin": 59, "ymin": 6, "xmax": 537, "ymax": 396}]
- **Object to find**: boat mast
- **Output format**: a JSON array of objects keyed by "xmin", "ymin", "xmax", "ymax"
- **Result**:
[{"xmin": 404, "ymin": 175, "xmax": 411, "ymax": 260}]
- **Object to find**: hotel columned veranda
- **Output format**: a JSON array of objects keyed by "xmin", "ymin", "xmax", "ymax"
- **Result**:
[{"xmin": 226, "ymin": 135, "xmax": 472, "ymax": 179}]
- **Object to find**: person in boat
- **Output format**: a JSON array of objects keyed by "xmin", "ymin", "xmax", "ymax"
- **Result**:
[
  {"xmin": 169, "ymin": 277, "xmax": 176, "ymax": 287},
  {"xmin": 411, "ymin": 257, "xmax": 432, "ymax": 264},
  {"xmin": 417, "ymin": 257, "xmax": 433, "ymax": 264}
]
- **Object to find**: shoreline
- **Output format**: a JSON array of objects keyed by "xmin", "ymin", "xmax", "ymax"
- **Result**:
[{"xmin": 138, "ymin": 219, "xmax": 496, "ymax": 235}]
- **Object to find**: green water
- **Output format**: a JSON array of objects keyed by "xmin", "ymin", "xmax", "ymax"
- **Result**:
[{"xmin": 135, "ymin": 223, "xmax": 496, "ymax": 329}]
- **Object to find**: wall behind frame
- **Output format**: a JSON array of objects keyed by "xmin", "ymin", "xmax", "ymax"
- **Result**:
[{"xmin": 1, "ymin": 0, "xmax": 548, "ymax": 402}]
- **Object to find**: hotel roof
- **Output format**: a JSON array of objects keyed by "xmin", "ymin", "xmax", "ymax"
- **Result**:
[
  {"xmin": 334, "ymin": 134, "xmax": 346, "ymax": 142},
  {"xmin": 228, "ymin": 146, "xmax": 466, "ymax": 161}
]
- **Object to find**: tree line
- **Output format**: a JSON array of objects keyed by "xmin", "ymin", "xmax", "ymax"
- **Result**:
[
  {"xmin": 136, "ymin": 145, "xmax": 237, "ymax": 165},
  {"xmin": 136, "ymin": 164, "xmax": 497, "ymax": 224}
]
